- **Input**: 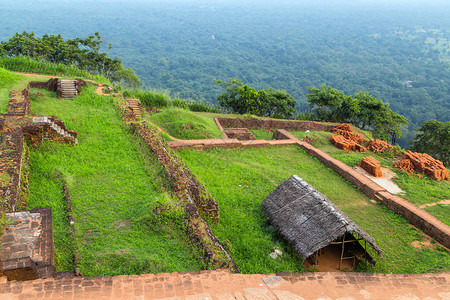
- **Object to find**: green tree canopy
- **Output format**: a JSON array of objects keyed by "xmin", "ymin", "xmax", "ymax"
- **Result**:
[
  {"xmin": 306, "ymin": 84, "xmax": 408, "ymax": 143},
  {"xmin": 215, "ymin": 78, "xmax": 295, "ymax": 119},
  {"xmin": 0, "ymin": 31, "xmax": 140, "ymax": 88},
  {"xmin": 410, "ymin": 120, "xmax": 449, "ymax": 166}
]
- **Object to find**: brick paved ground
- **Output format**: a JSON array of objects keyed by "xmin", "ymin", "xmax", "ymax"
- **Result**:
[{"xmin": 0, "ymin": 270, "xmax": 448, "ymax": 300}]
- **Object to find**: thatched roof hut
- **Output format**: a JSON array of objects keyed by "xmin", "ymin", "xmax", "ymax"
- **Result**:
[{"xmin": 263, "ymin": 175, "xmax": 382, "ymax": 266}]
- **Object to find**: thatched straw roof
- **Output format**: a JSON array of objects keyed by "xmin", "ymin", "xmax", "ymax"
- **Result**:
[{"xmin": 262, "ymin": 175, "xmax": 382, "ymax": 259}]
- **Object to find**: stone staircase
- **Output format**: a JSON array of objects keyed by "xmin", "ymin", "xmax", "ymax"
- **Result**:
[
  {"xmin": 32, "ymin": 116, "xmax": 78, "ymax": 144},
  {"xmin": 126, "ymin": 98, "xmax": 143, "ymax": 119},
  {"xmin": 60, "ymin": 80, "xmax": 78, "ymax": 99}
]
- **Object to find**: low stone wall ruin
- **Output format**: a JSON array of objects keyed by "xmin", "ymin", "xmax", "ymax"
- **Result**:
[
  {"xmin": 223, "ymin": 128, "xmax": 255, "ymax": 140},
  {"xmin": 216, "ymin": 118, "xmax": 335, "ymax": 132},
  {"xmin": 0, "ymin": 207, "xmax": 56, "ymax": 281},
  {"xmin": 131, "ymin": 122, "xmax": 239, "ymax": 272},
  {"xmin": 295, "ymin": 141, "xmax": 450, "ymax": 248}
]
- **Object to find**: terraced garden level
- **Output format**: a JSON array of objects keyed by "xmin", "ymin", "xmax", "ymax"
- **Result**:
[
  {"xmin": 27, "ymin": 86, "xmax": 204, "ymax": 276},
  {"xmin": 179, "ymin": 146, "xmax": 449, "ymax": 274}
]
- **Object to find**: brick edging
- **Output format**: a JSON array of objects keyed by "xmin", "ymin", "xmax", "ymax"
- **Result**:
[{"xmin": 294, "ymin": 141, "xmax": 450, "ymax": 248}]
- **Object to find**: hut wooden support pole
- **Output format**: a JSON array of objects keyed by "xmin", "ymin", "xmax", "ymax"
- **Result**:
[{"xmin": 339, "ymin": 234, "xmax": 345, "ymax": 270}]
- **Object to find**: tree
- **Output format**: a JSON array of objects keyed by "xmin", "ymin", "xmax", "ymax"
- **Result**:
[
  {"xmin": 263, "ymin": 88, "xmax": 296, "ymax": 119},
  {"xmin": 411, "ymin": 120, "xmax": 449, "ymax": 166},
  {"xmin": 0, "ymin": 31, "xmax": 141, "ymax": 87},
  {"xmin": 306, "ymin": 84, "xmax": 356, "ymax": 122},
  {"xmin": 214, "ymin": 78, "xmax": 296, "ymax": 119},
  {"xmin": 306, "ymin": 84, "xmax": 408, "ymax": 143},
  {"xmin": 372, "ymin": 107, "xmax": 408, "ymax": 144}
]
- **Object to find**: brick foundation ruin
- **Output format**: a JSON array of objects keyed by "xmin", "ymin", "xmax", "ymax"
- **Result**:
[
  {"xmin": 131, "ymin": 122, "xmax": 239, "ymax": 272},
  {"xmin": 0, "ymin": 81, "xmax": 80, "ymax": 284},
  {"xmin": 223, "ymin": 128, "xmax": 256, "ymax": 140},
  {"xmin": 395, "ymin": 151, "xmax": 449, "ymax": 181},
  {"xmin": 360, "ymin": 157, "xmax": 383, "ymax": 177},
  {"xmin": 0, "ymin": 208, "xmax": 56, "ymax": 281},
  {"xmin": 216, "ymin": 118, "xmax": 335, "ymax": 132}
]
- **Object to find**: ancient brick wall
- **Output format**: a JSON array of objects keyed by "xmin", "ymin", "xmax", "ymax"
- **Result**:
[
  {"xmin": 27, "ymin": 82, "xmax": 48, "ymax": 89},
  {"xmin": 0, "ymin": 128, "xmax": 26, "ymax": 210},
  {"xmin": 0, "ymin": 208, "xmax": 56, "ymax": 281},
  {"xmin": 132, "ymin": 123, "xmax": 239, "ymax": 272},
  {"xmin": 223, "ymin": 128, "xmax": 255, "ymax": 140},
  {"xmin": 295, "ymin": 141, "xmax": 450, "ymax": 248},
  {"xmin": 273, "ymin": 129, "xmax": 298, "ymax": 140},
  {"xmin": 216, "ymin": 118, "xmax": 335, "ymax": 132}
]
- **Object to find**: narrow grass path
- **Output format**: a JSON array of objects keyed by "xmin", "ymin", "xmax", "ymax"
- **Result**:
[
  {"xmin": 27, "ymin": 87, "xmax": 204, "ymax": 275},
  {"xmin": 179, "ymin": 146, "xmax": 449, "ymax": 274}
]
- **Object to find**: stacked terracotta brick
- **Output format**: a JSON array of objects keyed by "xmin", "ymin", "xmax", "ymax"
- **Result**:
[
  {"xmin": 367, "ymin": 139, "xmax": 396, "ymax": 153},
  {"xmin": 395, "ymin": 151, "xmax": 449, "ymax": 181},
  {"xmin": 360, "ymin": 157, "xmax": 383, "ymax": 177},
  {"xmin": 330, "ymin": 124, "xmax": 367, "ymax": 152}
]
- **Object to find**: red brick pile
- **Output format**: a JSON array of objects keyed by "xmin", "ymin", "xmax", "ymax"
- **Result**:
[
  {"xmin": 332, "ymin": 123, "xmax": 365, "ymax": 143},
  {"xmin": 367, "ymin": 139, "xmax": 396, "ymax": 153},
  {"xmin": 394, "ymin": 151, "xmax": 449, "ymax": 181},
  {"xmin": 330, "ymin": 124, "xmax": 367, "ymax": 152},
  {"xmin": 330, "ymin": 135, "xmax": 367, "ymax": 152},
  {"xmin": 360, "ymin": 156, "xmax": 383, "ymax": 177}
]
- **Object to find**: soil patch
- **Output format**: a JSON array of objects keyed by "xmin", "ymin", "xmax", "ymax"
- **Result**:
[{"xmin": 353, "ymin": 166, "xmax": 404, "ymax": 194}]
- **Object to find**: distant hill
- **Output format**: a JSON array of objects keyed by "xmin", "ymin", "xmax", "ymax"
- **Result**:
[{"xmin": 1, "ymin": 0, "xmax": 449, "ymax": 146}]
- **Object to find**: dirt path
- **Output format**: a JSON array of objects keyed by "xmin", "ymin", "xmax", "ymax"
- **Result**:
[
  {"xmin": 144, "ymin": 119, "xmax": 182, "ymax": 141},
  {"xmin": 420, "ymin": 199, "xmax": 450, "ymax": 209},
  {"xmin": 13, "ymin": 72, "xmax": 60, "ymax": 78}
]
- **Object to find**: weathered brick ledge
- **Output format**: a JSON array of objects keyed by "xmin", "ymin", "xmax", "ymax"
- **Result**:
[{"xmin": 0, "ymin": 269, "xmax": 448, "ymax": 299}]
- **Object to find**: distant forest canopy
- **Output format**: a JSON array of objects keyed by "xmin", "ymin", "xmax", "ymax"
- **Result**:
[{"xmin": 0, "ymin": 0, "xmax": 449, "ymax": 146}]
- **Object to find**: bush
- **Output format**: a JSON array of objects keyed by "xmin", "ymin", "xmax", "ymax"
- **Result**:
[
  {"xmin": 172, "ymin": 97, "xmax": 189, "ymax": 109},
  {"xmin": 188, "ymin": 101, "xmax": 216, "ymax": 112},
  {"xmin": 135, "ymin": 90, "xmax": 169, "ymax": 108}
]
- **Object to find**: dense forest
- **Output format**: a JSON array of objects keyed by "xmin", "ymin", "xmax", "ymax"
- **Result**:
[{"xmin": 0, "ymin": 0, "xmax": 449, "ymax": 146}]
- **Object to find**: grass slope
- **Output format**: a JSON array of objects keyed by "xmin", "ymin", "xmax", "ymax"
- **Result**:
[
  {"xmin": 179, "ymin": 146, "xmax": 449, "ymax": 274},
  {"xmin": 0, "ymin": 68, "xmax": 24, "ymax": 113},
  {"xmin": 290, "ymin": 131, "xmax": 450, "ymax": 225},
  {"xmin": 28, "ymin": 87, "xmax": 203, "ymax": 275},
  {"xmin": 147, "ymin": 108, "xmax": 223, "ymax": 140}
]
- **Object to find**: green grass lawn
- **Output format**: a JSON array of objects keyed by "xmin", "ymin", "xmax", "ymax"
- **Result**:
[
  {"xmin": 146, "ymin": 107, "xmax": 223, "ymax": 140},
  {"xmin": 0, "ymin": 68, "xmax": 47, "ymax": 113},
  {"xmin": 249, "ymin": 129, "xmax": 275, "ymax": 140},
  {"xmin": 179, "ymin": 146, "xmax": 449, "ymax": 274},
  {"xmin": 27, "ymin": 87, "xmax": 204, "ymax": 275},
  {"xmin": 291, "ymin": 131, "xmax": 450, "ymax": 225}
]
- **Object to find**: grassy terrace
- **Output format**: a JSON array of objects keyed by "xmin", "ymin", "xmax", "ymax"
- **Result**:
[
  {"xmin": 290, "ymin": 131, "xmax": 450, "ymax": 225},
  {"xmin": 146, "ymin": 108, "xmax": 223, "ymax": 140},
  {"xmin": 179, "ymin": 146, "xmax": 449, "ymax": 274},
  {"xmin": 28, "ymin": 86, "xmax": 204, "ymax": 275}
]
